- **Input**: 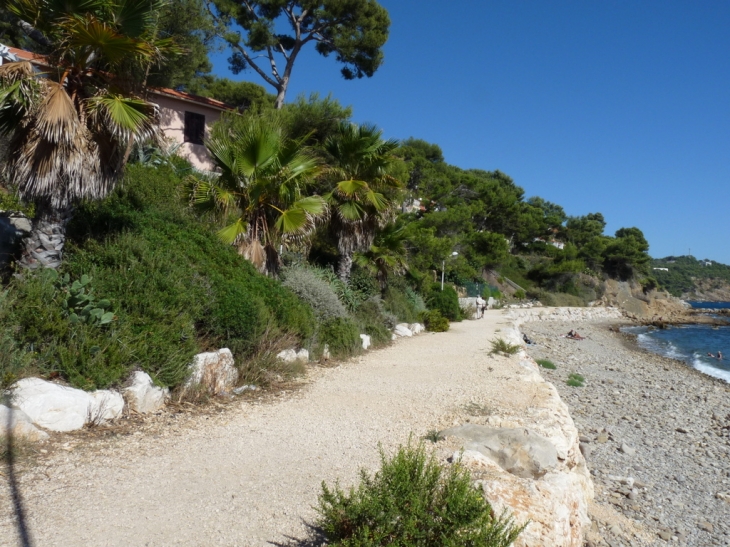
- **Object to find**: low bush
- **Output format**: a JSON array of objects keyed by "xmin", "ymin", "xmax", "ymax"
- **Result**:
[
  {"xmin": 281, "ymin": 266, "xmax": 348, "ymax": 320},
  {"xmin": 383, "ymin": 285, "xmax": 421, "ymax": 323},
  {"xmin": 353, "ymin": 297, "xmax": 393, "ymax": 348},
  {"xmin": 536, "ymin": 359, "xmax": 556, "ymax": 369},
  {"xmin": 513, "ymin": 289, "xmax": 526, "ymax": 300},
  {"xmin": 567, "ymin": 373, "xmax": 585, "ymax": 387},
  {"xmin": 421, "ymin": 309, "xmax": 449, "ymax": 332},
  {"xmin": 316, "ymin": 441, "xmax": 524, "ymax": 546},
  {"xmin": 426, "ymin": 283, "xmax": 461, "ymax": 321},
  {"xmin": 489, "ymin": 338, "xmax": 521, "ymax": 356},
  {"xmin": 317, "ymin": 317, "xmax": 361, "ymax": 359}
]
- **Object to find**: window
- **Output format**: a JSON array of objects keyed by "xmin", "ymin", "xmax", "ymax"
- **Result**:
[{"xmin": 184, "ymin": 111, "xmax": 205, "ymax": 145}]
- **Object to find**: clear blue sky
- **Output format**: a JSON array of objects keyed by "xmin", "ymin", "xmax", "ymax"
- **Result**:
[{"xmin": 210, "ymin": 1, "xmax": 730, "ymax": 263}]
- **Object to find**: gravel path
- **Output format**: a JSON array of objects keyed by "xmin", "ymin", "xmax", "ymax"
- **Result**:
[
  {"xmin": 2, "ymin": 312, "xmax": 540, "ymax": 547},
  {"xmin": 522, "ymin": 321, "xmax": 730, "ymax": 547}
]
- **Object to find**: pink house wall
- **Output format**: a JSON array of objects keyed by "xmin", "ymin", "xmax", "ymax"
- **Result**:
[{"xmin": 150, "ymin": 94, "xmax": 224, "ymax": 171}]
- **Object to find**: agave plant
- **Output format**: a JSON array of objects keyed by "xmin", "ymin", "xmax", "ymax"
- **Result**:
[
  {"xmin": 189, "ymin": 116, "xmax": 325, "ymax": 275},
  {"xmin": 324, "ymin": 122, "xmax": 401, "ymax": 282},
  {"xmin": 0, "ymin": 0, "xmax": 179, "ymax": 269}
]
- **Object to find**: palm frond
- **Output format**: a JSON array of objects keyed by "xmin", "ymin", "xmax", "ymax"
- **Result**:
[
  {"xmin": 86, "ymin": 93, "xmax": 156, "ymax": 140},
  {"xmin": 61, "ymin": 14, "xmax": 156, "ymax": 67},
  {"xmin": 217, "ymin": 218, "xmax": 248, "ymax": 244},
  {"xmin": 35, "ymin": 81, "xmax": 79, "ymax": 145}
]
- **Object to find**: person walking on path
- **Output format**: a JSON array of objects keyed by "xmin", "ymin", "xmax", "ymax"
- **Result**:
[{"xmin": 475, "ymin": 295, "xmax": 486, "ymax": 319}]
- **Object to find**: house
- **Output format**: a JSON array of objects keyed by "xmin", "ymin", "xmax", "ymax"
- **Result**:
[{"xmin": 0, "ymin": 44, "xmax": 232, "ymax": 171}]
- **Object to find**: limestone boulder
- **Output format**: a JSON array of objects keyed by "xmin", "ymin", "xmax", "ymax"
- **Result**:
[
  {"xmin": 441, "ymin": 424, "xmax": 558, "ymax": 479},
  {"xmin": 409, "ymin": 323, "xmax": 425, "ymax": 335},
  {"xmin": 123, "ymin": 371, "xmax": 169, "ymax": 414},
  {"xmin": 360, "ymin": 334, "xmax": 371, "ymax": 350},
  {"xmin": 0, "ymin": 404, "xmax": 49, "ymax": 441},
  {"xmin": 394, "ymin": 323, "xmax": 413, "ymax": 337},
  {"xmin": 11, "ymin": 378, "xmax": 123, "ymax": 432},
  {"xmin": 276, "ymin": 349, "xmax": 298, "ymax": 362},
  {"xmin": 277, "ymin": 348, "xmax": 310, "ymax": 363},
  {"xmin": 187, "ymin": 348, "xmax": 238, "ymax": 395},
  {"xmin": 88, "ymin": 390, "xmax": 125, "ymax": 424}
]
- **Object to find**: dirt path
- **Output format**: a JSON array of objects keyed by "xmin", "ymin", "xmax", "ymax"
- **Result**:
[{"xmin": 2, "ymin": 312, "xmax": 540, "ymax": 547}]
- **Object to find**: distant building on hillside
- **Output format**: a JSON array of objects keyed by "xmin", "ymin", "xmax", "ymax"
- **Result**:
[
  {"xmin": 0, "ymin": 44, "xmax": 233, "ymax": 171},
  {"xmin": 653, "ymin": 267, "xmax": 669, "ymax": 272}
]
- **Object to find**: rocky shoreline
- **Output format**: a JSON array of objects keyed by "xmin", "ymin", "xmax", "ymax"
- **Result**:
[{"xmin": 520, "ymin": 317, "xmax": 730, "ymax": 547}]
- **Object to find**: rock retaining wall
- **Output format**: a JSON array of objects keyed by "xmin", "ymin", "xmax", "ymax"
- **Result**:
[{"xmin": 455, "ymin": 308, "xmax": 618, "ymax": 546}]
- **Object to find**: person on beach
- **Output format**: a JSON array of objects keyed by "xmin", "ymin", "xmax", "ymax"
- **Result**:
[
  {"xmin": 523, "ymin": 333, "xmax": 534, "ymax": 345},
  {"xmin": 718, "ymin": 351, "xmax": 723, "ymax": 360},
  {"xmin": 566, "ymin": 330, "xmax": 585, "ymax": 340}
]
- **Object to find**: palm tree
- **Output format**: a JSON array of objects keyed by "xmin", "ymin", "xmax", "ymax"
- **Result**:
[
  {"xmin": 354, "ymin": 222, "xmax": 408, "ymax": 290},
  {"xmin": 324, "ymin": 122, "xmax": 401, "ymax": 282},
  {"xmin": 189, "ymin": 116, "xmax": 326, "ymax": 275},
  {"xmin": 0, "ymin": 0, "xmax": 177, "ymax": 269}
]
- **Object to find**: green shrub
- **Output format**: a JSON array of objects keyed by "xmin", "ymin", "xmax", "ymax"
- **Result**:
[
  {"xmin": 426, "ymin": 283, "xmax": 461, "ymax": 321},
  {"xmin": 316, "ymin": 441, "xmax": 524, "ymax": 546},
  {"xmin": 567, "ymin": 373, "xmax": 585, "ymax": 387},
  {"xmin": 489, "ymin": 338, "xmax": 521, "ymax": 356},
  {"xmin": 353, "ymin": 297, "xmax": 393, "ymax": 348},
  {"xmin": 317, "ymin": 317, "xmax": 361, "ymax": 359},
  {"xmin": 513, "ymin": 289, "xmax": 526, "ymax": 300},
  {"xmin": 421, "ymin": 309, "xmax": 449, "ymax": 332},
  {"xmin": 281, "ymin": 266, "xmax": 348, "ymax": 320},
  {"xmin": 5, "ymin": 164, "xmax": 315, "ymax": 390},
  {"xmin": 536, "ymin": 359, "xmax": 556, "ymax": 369},
  {"xmin": 404, "ymin": 286, "xmax": 426, "ymax": 314},
  {"xmin": 383, "ymin": 286, "xmax": 421, "ymax": 323},
  {"xmin": 0, "ymin": 291, "xmax": 33, "ymax": 389}
]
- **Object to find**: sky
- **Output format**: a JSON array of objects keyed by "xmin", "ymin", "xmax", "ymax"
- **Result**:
[{"xmin": 209, "ymin": 1, "xmax": 730, "ymax": 263}]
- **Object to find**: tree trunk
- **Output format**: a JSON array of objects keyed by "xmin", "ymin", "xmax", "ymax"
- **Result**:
[
  {"xmin": 274, "ymin": 84, "xmax": 287, "ymax": 110},
  {"xmin": 17, "ymin": 204, "xmax": 72, "ymax": 270},
  {"xmin": 337, "ymin": 251, "xmax": 353, "ymax": 283}
]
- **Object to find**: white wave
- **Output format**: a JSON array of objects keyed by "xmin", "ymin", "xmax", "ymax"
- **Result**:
[{"xmin": 691, "ymin": 356, "xmax": 730, "ymax": 383}]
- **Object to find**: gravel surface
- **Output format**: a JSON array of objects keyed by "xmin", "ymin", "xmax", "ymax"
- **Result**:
[
  {"xmin": 2, "ymin": 312, "xmax": 541, "ymax": 547},
  {"xmin": 522, "ymin": 320, "xmax": 730, "ymax": 547}
]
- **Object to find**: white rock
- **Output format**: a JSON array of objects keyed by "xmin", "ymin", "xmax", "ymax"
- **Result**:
[
  {"xmin": 88, "ymin": 390, "xmax": 124, "ymax": 423},
  {"xmin": 391, "ymin": 334, "xmax": 397, "ymax": 341},
  {"xmin": 394, "ymin": 323, "xmax": 413, "ymax": 337},
  {"xmin": 0, "ymin": 404, "xmax": 49, "ymax": 441},
  {"xmin": 187, "ymin": 348, "xmax": 238, "ymax": 395},
  {"xmin": 322, "ymin": 344, "xmax": 331, "ymax": 360},
  {"xmin": 123, "ymin": 371, "xmax": 169, "ymax": 414},
  {"xmin": 277, "ymin": 348, "xmax": 309, "ymax": 363},
  {"xmin": 11, "ymin": 378, "xmax": 94, "ymax": 432},
  {"xmin": 360, "ymin": 334, "xmax": 371, "ymax": 350},
  {"xmin": 409, "ymin": 323, "xmax": 425, "ymax": 335},
  {"xmin": 276, "ymin": 349, "xmax": 298, "ymax": 363}
]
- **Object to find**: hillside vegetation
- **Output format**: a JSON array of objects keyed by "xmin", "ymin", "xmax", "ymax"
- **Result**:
[{"xmin": 651, "ymin": 256, "xmax": 730, "ymax": 299}]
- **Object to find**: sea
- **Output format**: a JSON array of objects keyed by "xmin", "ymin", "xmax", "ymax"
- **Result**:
[{"xmin": 622, "ymin": 302, "xmax": 730, "ymax": 383}]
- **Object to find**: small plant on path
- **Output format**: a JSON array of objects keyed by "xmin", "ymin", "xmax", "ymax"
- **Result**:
[
  {"xmin": 489, "ymin": 338, "xmax": 521, "ymax": 356},
  {"xmin": 316, "ymin": 440, "xmax": 525, "ymax": 546},
  {"xmin": 567, "ymin": 373, "xmax": 585, "ymax": 387},
  {"xmin": 423, "ymin": 429, "xmax": 444, "ymax": 443},
  {"xmin": 536, "ymin": 359, "xmax": 556, "ymax": 369}
]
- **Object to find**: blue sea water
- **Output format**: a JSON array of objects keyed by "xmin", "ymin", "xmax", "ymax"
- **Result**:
[{"xmin": 623, "ymin": 303, "xmax": 730, "ymax": 383}]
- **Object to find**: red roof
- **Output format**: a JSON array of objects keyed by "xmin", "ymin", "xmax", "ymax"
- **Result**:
[{"xmin": 3, "ymin": 45, "xmax": 232, "ymax": 111}]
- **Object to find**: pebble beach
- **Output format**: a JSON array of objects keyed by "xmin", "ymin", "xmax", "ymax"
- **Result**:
[{"xmin": 522, "ymin": 319, "xmax": 730, "ymax": 547}]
